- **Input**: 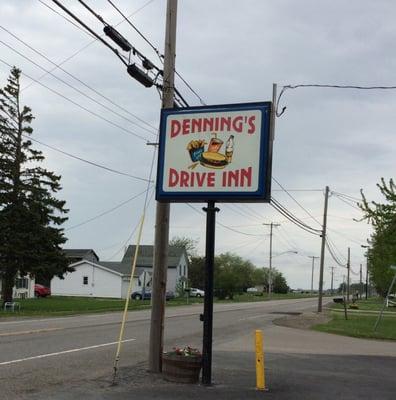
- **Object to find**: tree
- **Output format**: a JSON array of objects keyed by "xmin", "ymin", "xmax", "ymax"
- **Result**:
[
  {"xmin": 272, "ymin": 270, "xmax": 289, "ymax": 293},
  {"xmin": 0, "ymin": 67, "xmax": 70, "ymax": 305},
  {"xmin": 214, "ymin": 253, "xmax": 255, "ymax": 299},
  {"xmin": 252, "ymin": 267, "xmax": 289, "ymax": 293},
  {"xmin": 188, "ymin": 256, "xmax": 205, "ymax": 289},
  {"xmin": 359, "ymin": 178, "xmax": 396, "ymax": 296},
  {"xmin": 169, "ymin": 236, "xmax": 198, "ymax": 259}
]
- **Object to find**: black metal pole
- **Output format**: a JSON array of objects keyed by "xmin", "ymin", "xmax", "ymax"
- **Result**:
[{"xmin": 202, "ymin": 200, "xmax": 219, "ymax": 385}]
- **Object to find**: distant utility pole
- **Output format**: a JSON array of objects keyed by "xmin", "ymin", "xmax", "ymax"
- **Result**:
[
  {"xmin": 359, "ymin": 263, "xmax": 363, "ymax": 299},
  {"xmin": 318, "ymin": 185, "xmax": 329, "ymax": 312},
  {"xmin": 329, "ymin": 266, "xmax": 335, "ymax": 295},
  {"xmin": 366, "ymin": 259, "xmax": 369, "ymax": 300},
  {"xmin": 308, "ymin": 256, "xmax": 319, "ymax": 294},
  {"xmin": 346, "ymin": 247, "xmax": 351, "ymax": 302},
  {"xmin": 149, "ymin": 0, "xmax": 177, "ymax": 373},
  {"xmin": 361, "ymin": 244, "xmax": 369, "ymax": 299},
  {"xmin": 263, "ymin": 222, "xmax": 280, "ymax": 298}
]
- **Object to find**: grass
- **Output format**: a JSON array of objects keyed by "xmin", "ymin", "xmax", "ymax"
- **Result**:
[
  {"xmin": 215, "ymin": 292, "xmax": 318, "ymax": 303},
  {"xmin": 313, "ymin": 311, "xmax": 396, "ymax": 341},
  {"xmin": 330, "ymin": 298, "xmax": 396, "ymax": 313},
  {"xmin": 0, "ymin": 296, "xmax": 152, "ymax": 318},
  {"xmin": 0, "ymin": 292, "xmax": 316, "ymax": 318}
]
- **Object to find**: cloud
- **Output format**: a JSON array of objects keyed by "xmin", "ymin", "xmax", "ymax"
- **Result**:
[{"xmin": 1, "ymin": 0, "xmax": 392, "ymax": 289}]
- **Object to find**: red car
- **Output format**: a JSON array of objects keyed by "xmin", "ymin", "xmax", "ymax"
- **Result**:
[{"xmin": 34, "ymin": 284, "xmax": 51, "ymax": 298}]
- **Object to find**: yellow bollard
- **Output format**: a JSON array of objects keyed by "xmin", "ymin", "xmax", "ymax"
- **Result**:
[{"xmin": 255, "ymin": 329, "xmax": 267, "ymax": 391}]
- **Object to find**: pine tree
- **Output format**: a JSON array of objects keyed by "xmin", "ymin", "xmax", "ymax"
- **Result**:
[{"xmin": 0, "ymin": 67, "xmax": 70, "ymax": 305}]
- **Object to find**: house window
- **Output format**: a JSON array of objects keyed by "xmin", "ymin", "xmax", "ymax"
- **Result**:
[
  {"xmin": 83, "ymin": 276, "xmax": 88, "ymax": 285},
  {"xmin": 15, "ymin": 277, "xmax": 28, "ymax": 289},
  {"xmin": 183, "ymin": 265, "xmax": 186, "ymax": 276}
]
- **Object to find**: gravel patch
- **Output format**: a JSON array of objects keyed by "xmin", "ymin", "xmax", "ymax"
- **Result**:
[{"xmin": 272, "ymin": 311, "xmax": 331, "ymax": 330}]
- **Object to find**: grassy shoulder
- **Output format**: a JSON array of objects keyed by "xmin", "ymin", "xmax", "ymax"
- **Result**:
[
  {"xmin": 313, "ymin": 306, "xmax": 396, "ymax": 341},
  {"xmin": 0, "ymin": 292, "xmax": 316, "ymax": 318},
  {"xmin": 330, "ymin": 298, "xmax": 396, "ymax": 313}
]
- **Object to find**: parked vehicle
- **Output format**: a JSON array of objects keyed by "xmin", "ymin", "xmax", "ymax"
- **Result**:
[
  {"xmin": 189, "ymin": 288, "xmax": 205, "ymax": 297},
  {"xmin": 131, "ymin": 290, "xmax": 175, "ymax": 300},
  {"xmin": 34, "ymin": 284, "xmax": 51, "ymax": 298},
  {"xmin": 246, "ymin": 287, "xmax": 258, "ymax": 293}
]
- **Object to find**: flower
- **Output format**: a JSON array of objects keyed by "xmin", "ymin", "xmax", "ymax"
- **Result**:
[{"xmin": 165, "ymin": 346, "xmax": 201, "ymax": 357}]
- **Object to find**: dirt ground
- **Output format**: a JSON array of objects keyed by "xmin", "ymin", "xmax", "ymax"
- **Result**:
[{"xmin": 272, "ymin": 311, "xmax": 331, "ymax": 330}]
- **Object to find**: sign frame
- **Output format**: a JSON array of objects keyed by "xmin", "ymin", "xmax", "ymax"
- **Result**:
[{"xmin": 156, "ymin": 101, "xmax": 273, "ymax": 203}]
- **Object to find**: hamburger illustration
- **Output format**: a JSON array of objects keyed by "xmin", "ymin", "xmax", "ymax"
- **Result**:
[{"xmin": 200, "ymin": 151, "xmax": 228, "ymax": 169}]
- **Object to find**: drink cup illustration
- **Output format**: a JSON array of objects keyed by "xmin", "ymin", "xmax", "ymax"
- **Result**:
[{"xmin": 208, "ymin": 137, "xmax": 223, "ymax": 153}]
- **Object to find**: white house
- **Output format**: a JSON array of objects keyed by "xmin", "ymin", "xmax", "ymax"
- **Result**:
[
  {"xmin": 51, "ymin": 245, "xmax": 189, "ymax": 298},
  {"xmin": 0, "ymin": 274, "xmax": 36, "ymax": 300}
]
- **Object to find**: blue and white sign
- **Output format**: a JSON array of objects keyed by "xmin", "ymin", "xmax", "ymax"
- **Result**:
[{"xmin": 156, "ymin": 102, "xmax": 273, "ymax": 202}]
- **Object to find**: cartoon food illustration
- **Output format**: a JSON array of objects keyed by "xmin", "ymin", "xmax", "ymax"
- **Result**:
[
  {"xmin": 207, "ymin": 137, "xmax": 223, "ymax": 153},
  {"xmin": 186, "ymin": 133, "xmax": 235, "ymax": 170},
  {"xmin": 187, "ymin": 139, "xmax": 206, "ymax": 162},
  {"xmin": 200, "ymin": 151, "xmax": 228, "ymax": 169},
  {"xmin": 225, "ymin": 135, "xmax": 234, "ymax": 163}
]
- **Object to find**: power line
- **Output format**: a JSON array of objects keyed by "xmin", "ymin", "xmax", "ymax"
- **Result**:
[
  {"xmin": 327, "ymin": 227, "xmax": 365, "ymax": 246},
  {"xmin": 105, "ymin": 0, "xmax": 162, "ymax": 58},
  {"xmin": 50, "ymin": 0, "xmax": 190, "ymax": 108},
  {"xmin": 276, "ymin": 83, "xmax": 396, "ymax": 117},
  {"xmin": 50, "ymin": 0, "xmax": 128, "ymax": 67},
  {"xmin": 76, "ymin": 0, "xmax": 162, "ymax": 74},
  {"xmin": 26, "ymin": 135, "xmax": 152, "ymax": 182},
  {"xmin": 325, "ymin": 238, "xmax": 347, "ymax": 268},
  {"xmin": 104, "ymin": 189, "xmax": 155, "ymax": 260},
  {"xmin": 0, "ymin": 35, "xmax": 157, "ymax": 137},
  {"xmin": 105, "ymin": 0, "xmax": 206, "ymax": 106},
  {"xmin": 65, "ymin": 187, "xmax": 153, "ymax": 231},
  {"xmin": 272, "ymin": 177, "xmax": 323, "ymax": 227},
  {"xmin": 270, "ymin": 197, "xmax": 322, "ymax": 235},
  {"xmin": 0, "ymin": 57, "xmax": 149, "ymax": 142},
  {"xmin": 104, "ymin": 121, "xmax": 158, "ymax": 260},
  {"xmin": 77, "ymin": 0, "xmax": 107, "ymax": 24},
  {"xmin": 332, "ymin": 191, "xmax": 361, "ymax": 202},
  {"xmin": 332, "ymin": 193, "xmax": 361, "ymax": 211},
  {"xmin": 326, "ymin": 234, "xmax": 347, "ymax": 262},
  {"xmin": 38, "ymin": 0, "xmax": 97, "ymax": 39},
  {"xmin": 1, "ymin": 25, "xmax": 157, "ymax": 135},
  {"xmin": 35, "ymin": 1, "xmax": 160, "ymax": 136},
  {"xmin": 325, "ymin": 241, "xmax": 346, "ymax": 268},
  {"xmin": 185, "ymin": 203, "xmax": 266, "ymax": 237}
]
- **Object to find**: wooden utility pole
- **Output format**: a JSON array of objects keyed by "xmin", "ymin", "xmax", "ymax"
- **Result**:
[
  {"xmin": 317, "ymin": 186, "xmax": 329, "ymax": 312},
  {"xmin": 366, "ymin": 259, "xmax": 369, "ymax": 299},
  {"xmin": 308, "ymin": 256, "xmax": 319, "ymax": 294},
  {"xmin": 329, "ymin": 266, "xmax": 335, "ymax": 295},
  {"xmin": 359, "ymin": 263, "xmax": 363, "ymax": 299},
  {"xmin": 346, "ymin": 247, "xmax": 351, "ymax": 302},
  {"xmin": 148, "ymin": 0, "xmax": 177, "ymax": 373},
  {"xmin": 263, "ymin": 222, "xmax": 280, "ymax": 298}
]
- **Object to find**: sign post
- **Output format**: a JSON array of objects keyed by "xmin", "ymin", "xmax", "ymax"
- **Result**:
[{"xmin": 156, "ymin": 101, "xmax": 273, "ymax": 385}]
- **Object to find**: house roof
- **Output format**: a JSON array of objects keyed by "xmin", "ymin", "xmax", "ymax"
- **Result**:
[
  {"xmin": 98, "ymin": 262, "xmax": 145, "ymax": 277},
  {"xmin": 63, "ymin": 249, "xmax": 99, "ymax": 261},
  {"xmin": 121, "ymin": 245, "xmax": 186, "ymax": 267}
]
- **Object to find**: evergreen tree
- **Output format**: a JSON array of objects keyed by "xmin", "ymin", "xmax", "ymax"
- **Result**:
[{"xmin": 0, "ymin": 67, "xmax": 70, "ymax": 304}]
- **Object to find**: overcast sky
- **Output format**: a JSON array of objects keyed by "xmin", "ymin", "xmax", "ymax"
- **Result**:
[{"xmin": 1, "ymin": 0, "xmax": 394, "ymax": 290}]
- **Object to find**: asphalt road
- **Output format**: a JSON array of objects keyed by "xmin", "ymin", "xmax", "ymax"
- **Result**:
[{"xmin": 0, "ymin": 297, "xmax": 395, "ymax": 400}]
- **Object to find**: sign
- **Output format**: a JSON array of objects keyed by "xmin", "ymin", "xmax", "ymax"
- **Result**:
[{"xmin": 156, "ymin": 102, "xmax": 273, "ymax": 202}]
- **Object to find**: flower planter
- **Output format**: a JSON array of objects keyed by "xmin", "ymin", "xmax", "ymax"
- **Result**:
[{"xmin": 162, "ymin": 353, "xmax": 202, "ymax": 384}]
